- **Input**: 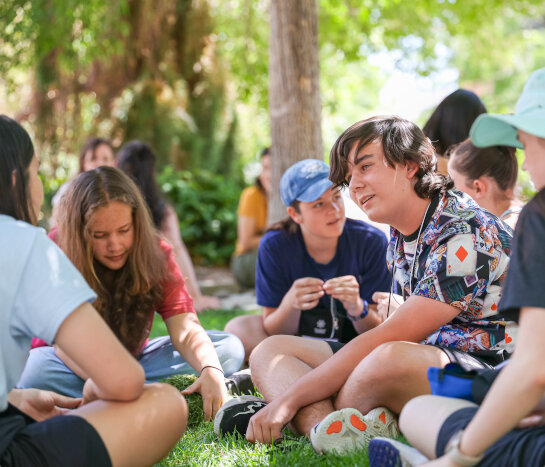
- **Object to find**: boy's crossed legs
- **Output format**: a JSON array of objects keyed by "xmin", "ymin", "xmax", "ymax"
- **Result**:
[{"xmin": 250, "ymin": 335, "xmax": 452, "ymax": 436}]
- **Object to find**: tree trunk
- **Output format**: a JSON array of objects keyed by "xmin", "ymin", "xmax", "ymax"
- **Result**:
[{"xmin": 268, "ymin": 0, "xmax": 323, "ymax": 224}]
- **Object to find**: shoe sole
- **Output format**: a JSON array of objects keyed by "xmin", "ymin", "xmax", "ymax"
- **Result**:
[{"xmin": 311, "ymin": 408, "xmax": 379, "ymax": 455}]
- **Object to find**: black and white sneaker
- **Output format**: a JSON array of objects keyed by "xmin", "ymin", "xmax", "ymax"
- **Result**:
[
  {"xmin": 225, "ymin": 369, "xmax": 255, "ymax": 395},
  {"xmin": 214, "ymin": 395, "xmax": 267, "ymax": 437}
]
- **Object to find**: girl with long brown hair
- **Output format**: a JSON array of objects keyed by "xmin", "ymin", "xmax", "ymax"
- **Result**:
[
  {"xmin": 1, "ymin": 115, "xmax": 187, "ymax": 467},
  {"xmin": 19, "ymin": 166, "xmax": 244, "ymax": 421}
]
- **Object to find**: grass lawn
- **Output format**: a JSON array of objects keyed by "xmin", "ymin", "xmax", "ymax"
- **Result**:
[{"xmin": 151, "ymin": 309, "xmax": 372, "ymax": 467}]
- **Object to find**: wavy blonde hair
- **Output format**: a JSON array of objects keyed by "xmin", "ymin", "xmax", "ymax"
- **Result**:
[{"xmin": 57, "ymin": 166, "xmax": 168, "ymax": 354}]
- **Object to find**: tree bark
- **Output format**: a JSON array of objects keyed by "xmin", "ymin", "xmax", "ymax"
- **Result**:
[{"xmin": 268, "ymin": 0, "xmax": 323, "ymax": 224}]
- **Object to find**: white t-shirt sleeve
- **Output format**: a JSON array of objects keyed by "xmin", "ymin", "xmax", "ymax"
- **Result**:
[{"xmin": 10, "ymin": 230, "xmax": 96, "ymax": 344}]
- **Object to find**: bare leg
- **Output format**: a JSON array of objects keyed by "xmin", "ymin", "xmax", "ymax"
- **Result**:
[
  {"xmin": 400, "ymin": 395, "xmax": 477, "ymax": 459},
  {"xmin": 74, "ymin": 383, "xmax": 187, "ymax": 467},
  {"xmin": 225, "ymin": 314, "xmax": 269, "ymax": 361},
  {"xmin": 250, "ymin": 335, "xmax": 335, "ymax": 436},
  {"xmin": 335, "ymin": 342, "xmax": 451, "ymax": 414}
]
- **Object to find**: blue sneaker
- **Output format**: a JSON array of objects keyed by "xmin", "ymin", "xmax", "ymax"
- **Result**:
[{"xmin": 368, "ymin": 437, "xmax": 428, "ymax": 466}]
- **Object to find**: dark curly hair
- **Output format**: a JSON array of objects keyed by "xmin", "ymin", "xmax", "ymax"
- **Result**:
[{"xmin": 330, "ymin": 115, "xmax": 453, "ymax": 199}]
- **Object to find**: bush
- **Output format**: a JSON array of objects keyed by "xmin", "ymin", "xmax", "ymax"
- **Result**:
[{"xmin": 159, "ymin": 166, "xmax": 244, "ymax": 266}]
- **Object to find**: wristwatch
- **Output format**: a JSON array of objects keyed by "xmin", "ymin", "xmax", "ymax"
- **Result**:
[
  {"xmin": 445, "ymin": 429, "xmax": 484, "ymax": 466},
  {"xmin": 347, "ymin": 300, "xmax": 368, "ymax": 322}
]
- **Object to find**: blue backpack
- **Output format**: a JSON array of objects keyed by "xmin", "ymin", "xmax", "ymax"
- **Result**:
[{"xmin": 427, "ymin": 363, "xmax": 504, "ymax": 404}]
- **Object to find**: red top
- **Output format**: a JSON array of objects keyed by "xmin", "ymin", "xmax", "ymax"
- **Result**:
[{"xmin": 31, "ymin": 229, "xmax": 194, "ymax": 351}]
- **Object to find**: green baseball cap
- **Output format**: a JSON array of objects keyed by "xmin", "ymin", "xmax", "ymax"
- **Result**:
[{"xmin": 470, "ymin": 68, "xmax": 545, "ymax": 149}]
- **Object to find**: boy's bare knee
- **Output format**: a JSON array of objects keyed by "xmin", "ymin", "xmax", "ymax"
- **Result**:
[
  {"xmin": 224, "ymin": 315, "xmax": 243, "ymax": 335},
  {"xmin": 251, "ymin": 335, "xmax": 288, "ymax": 364}
]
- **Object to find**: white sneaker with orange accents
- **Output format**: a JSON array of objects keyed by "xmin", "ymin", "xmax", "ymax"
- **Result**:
[{"xmin": 310, "ymin": 407, "xmax": 399, "ymax": 455}]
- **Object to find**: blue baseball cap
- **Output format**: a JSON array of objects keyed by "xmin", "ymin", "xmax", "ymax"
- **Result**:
[
  {"xmin": 471, "ymin": 68, "xmax": 545, "ymax": 149},
  {"xmin": 280, "ymin": 159, "xmax": 333, "ymax": 206}
]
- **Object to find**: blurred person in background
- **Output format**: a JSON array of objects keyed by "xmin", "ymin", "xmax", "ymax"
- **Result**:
[
  {"xmin": 117, "ymin": 140, "xmax": 221, "ymax": 312},
  {"xmin": 231, "ymin": 147, "xmax": 271, "ymax": 289}
]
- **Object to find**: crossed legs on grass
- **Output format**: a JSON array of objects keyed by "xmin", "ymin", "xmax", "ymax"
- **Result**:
[
  {"xmin": 75, "ymin": 382, "xmax": 188, "ymax": 467},
  {"xmin": 249, "ymin": 335, "xmax": 335, "ymax": 435},
  {"xmin": 250, "ymin": 337, "xmax": 451, "ymax": 437},
  {"xmin": 335, "ymin": 341, "xmax": 451, "ymax": 414}
]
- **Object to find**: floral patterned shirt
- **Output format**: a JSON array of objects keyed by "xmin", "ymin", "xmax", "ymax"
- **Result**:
[{"xmin": 387, "ymin": 189, "xmax": 515, "ymax": 362}]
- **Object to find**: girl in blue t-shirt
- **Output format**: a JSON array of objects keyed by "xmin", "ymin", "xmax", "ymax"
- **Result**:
[
  {"xmin": 225, "ymin": 159, "xmax": 390, "ymax": 360},
  {"xmin": 0, "ymin": 115, "xmax": 187, "ymax": 467}
]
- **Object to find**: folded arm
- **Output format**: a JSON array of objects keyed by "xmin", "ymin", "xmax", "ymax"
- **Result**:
[{"xmin": 54, "ymin": 302, "xmax": 145, "ymax": 403}]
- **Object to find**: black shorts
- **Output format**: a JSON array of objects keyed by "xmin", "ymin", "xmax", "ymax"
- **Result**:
[
  {"xmin": 437, "ymin": 406, "xmax": 545, "ymax": 467},
  {"xmin": 434, "ymin": 346, "xmax": 496, "ymax": 371},
  {"xmin": 0, "ymin": 403, "xmax": 111, "ymax": 467},
  {"xmin": 327, "ymin": 342, "xmax": 498, "ymax": 368}
]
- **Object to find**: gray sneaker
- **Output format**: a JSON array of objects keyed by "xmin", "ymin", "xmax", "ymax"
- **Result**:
[
  {"xmin": 310, "ymin": 407, "xmax": 399, "ymax": 455},
  {"xmin": 225, "ymin": 369, "xmax": 254, "ymax": 395}
]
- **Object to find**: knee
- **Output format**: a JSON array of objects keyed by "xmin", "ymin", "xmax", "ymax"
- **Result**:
[
  {"xmin": 249, "ymin": 336, "xmax": 291, "ymax": 382},
  {"xmin": 224, "ymin": 316, "xmax": 243, "ymax": 335},
  {"xmin": 250, "ymin": 335, "xmax": 289, "ymax": 368},
  {"xmin": 364, "ymin": 341, "xmax": 413, "ymax": 381},
  {"xmin": 145, "ymin": 383, "xmax": 188, "ymax": 436},
  {"xmin": 399, "ymin": 395, "xmax": 429, "ymax": 434}
]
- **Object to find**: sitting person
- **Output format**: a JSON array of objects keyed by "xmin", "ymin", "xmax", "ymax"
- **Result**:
[
  {"xmin": 51, "ymin": 137, "xmax": 115, "ymax": 227},
  {"xmin": 0, "ymin": 115, "xmax": 187, "ymax": 466},
  {"xmin": 117, "ymin": 139, "xmax": 221, "ymax": 312},
  {"xmin": 231, "ymin": 147, "xmax": 271, "ymax": 289},
  {"xmin": 19, "ymin": 166, "xmax": 244, "ymax": 421},
  {"xmin": 368, "ymin": 67, "xmax": 545, "ymax": 467},
  {"xmin": 447, "ymin": 138, "xmax": 523, "ymax": 229},
  {"xmin": 225, "ymin": 116, "xmax": 514, "ymax": 454},
  {"xmin": 225, "ymin": 158, "xmax": 390, "ymax": 360},
  {"xmin": 423, "ymin": 89, "xmax": 487, "ymax": 175}
]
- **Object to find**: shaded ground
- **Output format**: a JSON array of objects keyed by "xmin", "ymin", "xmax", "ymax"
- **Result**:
[{"xmin": 195, "ymin": 265, "xmax": 258, "ymax": 311}]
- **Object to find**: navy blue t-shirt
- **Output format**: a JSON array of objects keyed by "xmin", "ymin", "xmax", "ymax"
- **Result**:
[
  {"xmin": 256, "ymin": 218, "xmax": 390, "ymax": 341},
  {"xmin": 500, "ymin": 188, "xmax": 545, "ymax": 321}
]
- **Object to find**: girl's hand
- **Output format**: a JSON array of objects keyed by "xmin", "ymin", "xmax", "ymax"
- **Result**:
[
  {"xmin": 285, "ymin": 277, "xmax": 325, "ymax": 311},
  {"xmin": 323, "ymin": 275, "xmax": 362, "ymax": 317},
  {"xmin": 182, "ymin": 366, "xmax": 227, "ymax": 421},
  {"xmin": 9, "ymin": 388, "xmax": 81, "ymax": 421}
]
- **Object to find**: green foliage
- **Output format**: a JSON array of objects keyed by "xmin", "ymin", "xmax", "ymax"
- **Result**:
[
  {"xmin": 150, "ymin": 309, "xmax": 258, "ymax": 339},
  {"xmin": 158, "ymin": 166, "xmax": 244, "ymax": 266}
]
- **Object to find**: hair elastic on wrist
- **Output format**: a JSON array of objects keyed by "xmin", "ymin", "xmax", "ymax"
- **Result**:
[{"xmin": 201, "ymin": 365, "xmax": 225, "ymax": 375}]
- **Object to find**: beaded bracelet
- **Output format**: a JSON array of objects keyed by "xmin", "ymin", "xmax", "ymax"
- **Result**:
[{"xmin": 201, "ymin": 365, "xmax": 225, "ymax": 375}]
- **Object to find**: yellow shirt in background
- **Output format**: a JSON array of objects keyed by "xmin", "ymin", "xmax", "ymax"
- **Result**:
[{"xmin": 234, "ymin": 186, "xmax": 267, "ymax": 256}]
